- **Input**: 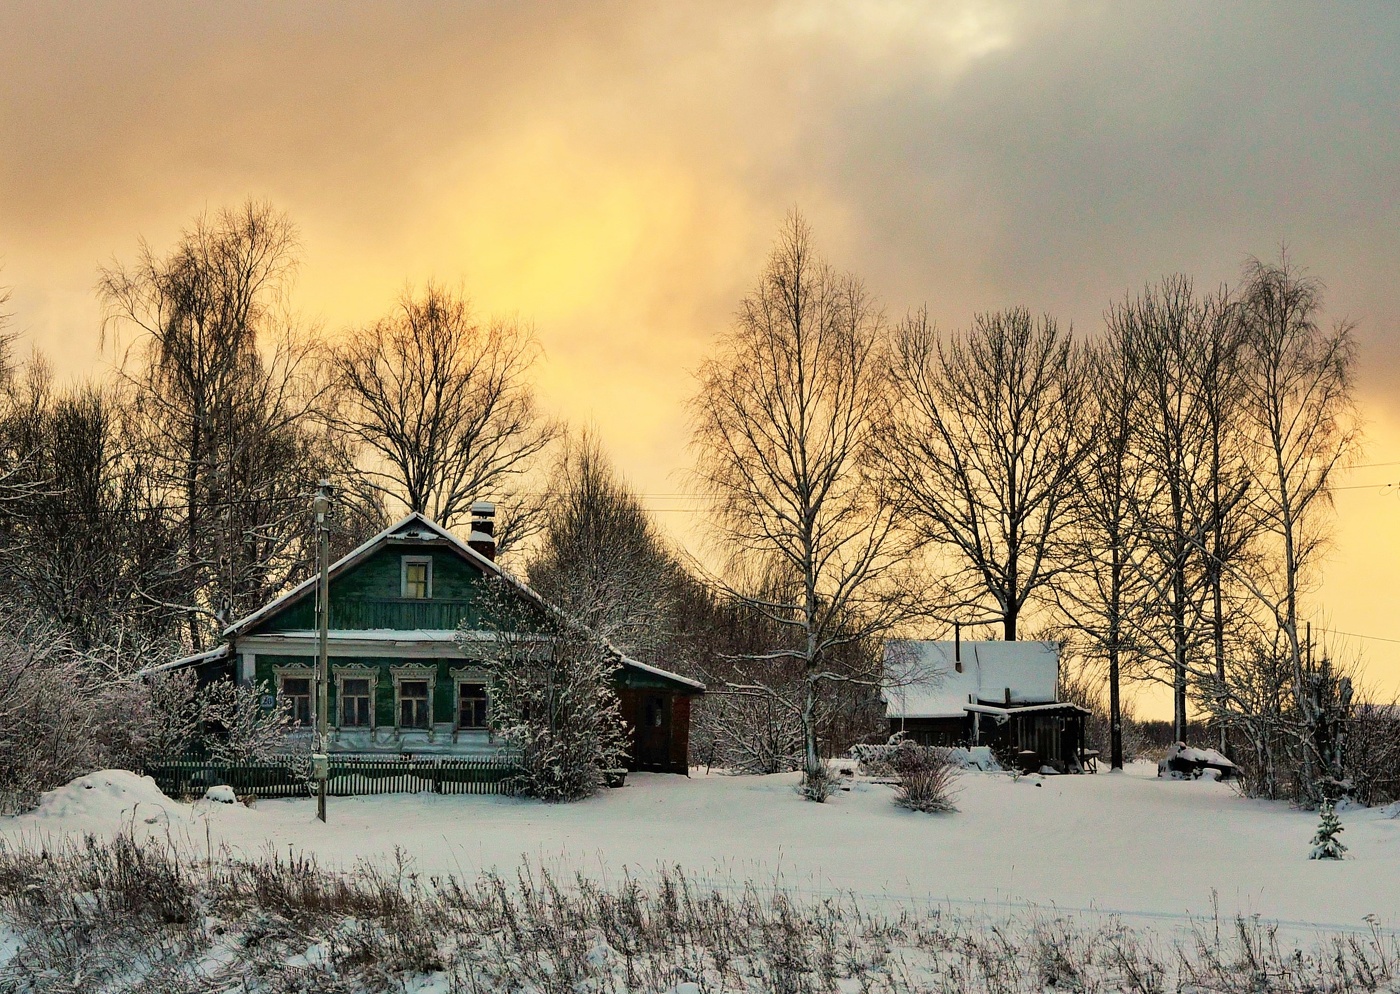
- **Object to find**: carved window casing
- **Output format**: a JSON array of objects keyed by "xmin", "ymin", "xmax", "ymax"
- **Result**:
[
  {"xmin": 272, "ymin": 664, "xmax": 316, "ymax": 727},
  {"xmin": 391, "ymin": 663, "xmax": 437, "ymax": 731},
  {"xmin": 334, "ymin": 664, "xmax": 378, "ymax": 729},
  {"xmin": 451, "ymin": 666, "xmax": 491, "ymax": 730}
]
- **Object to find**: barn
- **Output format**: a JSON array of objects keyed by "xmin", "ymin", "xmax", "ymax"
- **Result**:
[
  {"xmin": 155, "ymin": 508, "xmax": 703, "ymax": 774},
  {"xmin": 883, "ymin": 639, "xmax": 1090, "ymax": 772}
]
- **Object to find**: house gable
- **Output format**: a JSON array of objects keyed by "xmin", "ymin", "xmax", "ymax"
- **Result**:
[
  {"xmin": 229, "ymin": 513, "xmax": 550, "ymax": 639},
  {"xmin": 249, "ymin": 543, "xmax": 499, "ymax": 635}
]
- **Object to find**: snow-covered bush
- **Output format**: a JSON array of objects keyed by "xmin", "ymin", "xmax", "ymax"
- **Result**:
[
  {"xmin": 1340, "ymin": 699, "xmax": 1400, "ymax": 807},
  {"xmin": 466, "ymin": 579, "xmax": 630, "ymax": 804},
  {"xmin": 487, "ymin": 631, "xmax": 629, "ymax": 802},
  {"xmin": 694, "ymin": 686, "xmax": 803, "ymax": 775},
  {"xmin": 797, "ymin": 760, "xmax": 840, "ymax": 801},
  {"xmin": 850, "ymin": 738, "xmax": 996, "ymax": 777},
  {"xmin": 891, "ymin": 744, "xmax": 959, "ymax": 813},
  {"xmin": 1309, "ymin": 800, "xmax": 1348, "ymax": 860},
  {"xmin": 0, "ymin": 614, "xmax": 140, "ymax": 806},
  {"xmin": 193, "ymin": 678, "xmax": 299, "ymax": 765}
]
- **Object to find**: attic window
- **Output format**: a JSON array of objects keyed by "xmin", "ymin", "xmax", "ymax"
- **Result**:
[{"xmin": 402, "ymin": 556, "xmax": 432, "ymax": 599}]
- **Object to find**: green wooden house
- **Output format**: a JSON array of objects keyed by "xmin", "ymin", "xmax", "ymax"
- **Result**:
[{"xmin": 160, "ymin": 507, "xmax": 703, "ymax": 773}]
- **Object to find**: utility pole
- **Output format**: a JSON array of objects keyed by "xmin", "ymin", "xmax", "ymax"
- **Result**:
[{"xmin": 313, "ymin": 480, "xmax": 332, "ymax": 823}]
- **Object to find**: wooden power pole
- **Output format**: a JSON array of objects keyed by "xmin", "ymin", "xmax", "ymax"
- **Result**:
[{"xmin": 313, "ymin": 480, "xmax": 332, "ymax": 822}]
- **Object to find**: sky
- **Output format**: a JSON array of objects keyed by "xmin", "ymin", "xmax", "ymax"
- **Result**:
[{"xmin": 2, "ymin": 1, "xmax": 1399, "ymax": 711}]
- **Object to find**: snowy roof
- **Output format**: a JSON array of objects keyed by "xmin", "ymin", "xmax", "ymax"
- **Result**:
[
  {"xmin": 222, "ymin": 512, "xmax": 501, "ymax": 638},
  {"xmin": 136, "ymin": 644, "xmax": 231, "ymax": 677},
  {"xmin": 883, "ymin": 640, "xmax": 1060, "ymax": 719},
  {"xmin": 209, "ymin": 511, "xmax": 703, "ymax": 695}
]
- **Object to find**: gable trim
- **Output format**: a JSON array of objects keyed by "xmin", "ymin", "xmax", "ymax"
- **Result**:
[{"xmin": 223, "ymin": 512, "xmax": 500, "ymax": 638}]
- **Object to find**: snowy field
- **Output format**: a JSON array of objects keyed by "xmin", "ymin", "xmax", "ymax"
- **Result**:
[{"xmin": 4, "ymin": 762, "xmax": 1398, "ymax": 936}]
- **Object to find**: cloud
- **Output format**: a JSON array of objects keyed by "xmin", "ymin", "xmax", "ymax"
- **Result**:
[{"xmin": 1, "ymin": 0, "xmax": 1398, "ymax": 703}]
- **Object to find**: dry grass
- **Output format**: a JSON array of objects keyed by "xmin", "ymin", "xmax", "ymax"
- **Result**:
[{"xmin": 0, "ymin": 833, "xmax": 1395, "ymax": 992}]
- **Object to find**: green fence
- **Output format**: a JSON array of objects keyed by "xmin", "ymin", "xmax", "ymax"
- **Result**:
[{"xmin": 146, "ymin": 756, "xmax": 518, "ymax": 800}]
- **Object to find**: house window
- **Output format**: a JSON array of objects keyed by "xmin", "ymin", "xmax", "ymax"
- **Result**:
[
  {"xmin": 457, "ymin": 683, "xmax": 488, "ymax": 729},
  {"xmin": 281, "ymin": 677, "xmax": 313, "ymax": 726},
  {"xmin": 334, "ymin": 666, "xmax": 378, "ymax": 730},
  {"xmin": 402, "ymin": 556, "xmax": 432, "ymax": 599},
  {"xmin": 341, "ymin": 678, "xmax": 372, "ymax": 727},
  {"xmin": 399, "ymin": 680, "xmax": 431, "ymax": 729}
]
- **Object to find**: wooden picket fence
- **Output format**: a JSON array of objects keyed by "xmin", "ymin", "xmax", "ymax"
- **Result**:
[{"xmin": 145, "ymin": 755, "xmax": 519, "ymax": 800}]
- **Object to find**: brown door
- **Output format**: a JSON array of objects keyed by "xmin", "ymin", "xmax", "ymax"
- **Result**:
[{"xmin": 637, "ymin": 693, "xmax": 671, "ymax": 768}]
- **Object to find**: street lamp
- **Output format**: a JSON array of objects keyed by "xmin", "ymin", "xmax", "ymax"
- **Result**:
[{"xmin": 312, "ymin": 480, "xmax": 332, "ymax": 822}]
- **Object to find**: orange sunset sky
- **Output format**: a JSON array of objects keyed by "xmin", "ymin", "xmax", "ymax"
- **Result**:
[{"xmin": 2, "ymin": 2, "xmax": 1398, "ymax": 714}]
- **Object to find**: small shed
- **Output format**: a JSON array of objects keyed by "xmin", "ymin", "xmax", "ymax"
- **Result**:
[{"xmin": 883, "ymin": 639, "xmax": 1089, "ymax": 771}]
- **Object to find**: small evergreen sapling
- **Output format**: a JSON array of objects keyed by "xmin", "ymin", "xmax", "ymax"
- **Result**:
[{"xmin": 1309, "ymin": 800, "xmax": 1348, "ymax": 860}]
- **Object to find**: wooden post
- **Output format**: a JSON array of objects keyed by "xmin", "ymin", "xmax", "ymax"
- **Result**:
[{"xmin": 313, "ymin": 480, "xmax": 332, "ymax": 823}]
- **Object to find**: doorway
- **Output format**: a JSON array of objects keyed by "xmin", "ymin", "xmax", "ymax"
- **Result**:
[{"xmin": 636, "ymin": 693, "xmax": 672, "ymax": 768}]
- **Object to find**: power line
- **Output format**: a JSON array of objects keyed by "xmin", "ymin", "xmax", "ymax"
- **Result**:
[{"xmin": 1314, "ymin": 626, "xmax": 1400, "ymax": 647}]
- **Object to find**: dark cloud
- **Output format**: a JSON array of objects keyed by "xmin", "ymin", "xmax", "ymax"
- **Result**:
[{"xmin": 1, "ymin": 1, "xmax": 1398, "ymax": 698}]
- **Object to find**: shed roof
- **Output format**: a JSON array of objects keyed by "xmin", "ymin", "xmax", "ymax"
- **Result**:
[{"xmin": 883, "ymin": 640, "xmax": 1059, "ymax": 719}]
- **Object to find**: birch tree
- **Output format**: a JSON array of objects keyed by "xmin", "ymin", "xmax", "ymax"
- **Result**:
[
  {"xmin": 1057, "ymin": 334, "xmax": 1153, "ymax": 769},
  {"xmin": 1236, "ymin": 255, "xmax": 1359, "ymax": 798},
  {"xmin": 880, "ymin": 307, "xmax": 1089, "ymax": 640},
  {"xmin": 100, "ymin": 200, "xmax": 344, "ymax": 649},
  {"xmin": 1194, "ymin": 291, "xmax": 1257, "ymax": 751},
  {"xmin": 690, "ymin": 212, "xmax": 910, "ymax": 799},
  {"xmin": 1109, "ymin": 277, "xmax": 1217, "ymax": 740}
]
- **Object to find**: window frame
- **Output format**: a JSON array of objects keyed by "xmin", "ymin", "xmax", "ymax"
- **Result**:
[
  {"xmin": 390, "ymin": 663, "xmax": 437, "ymax": 733},
  {"xmin": 453, "ymin": 669, "xmax": 492, "ymax": 733},
  {"xmin": 272, "ymin": 664, "xmax": 317, "ymax": 728},
  {"xmin": 334, "ymin": 665, "xmax": 378, "ymax": 730},
  {"xmin": 400, "ymin": 555, "xmax": 433, "ymax": 599}
]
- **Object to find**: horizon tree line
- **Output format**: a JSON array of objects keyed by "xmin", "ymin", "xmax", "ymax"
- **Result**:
[{"xmin": 0, "ymin": 200, "xmax": 1375, "ymax": 805}]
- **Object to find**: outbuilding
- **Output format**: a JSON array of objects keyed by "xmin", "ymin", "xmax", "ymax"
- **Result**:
[{"xmin": 883, "ymin": 639, "xmax": 1090, "ymax": 772}]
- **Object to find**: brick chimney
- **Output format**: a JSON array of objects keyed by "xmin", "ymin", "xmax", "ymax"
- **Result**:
[{"xmin": 468, "ymin": 501, "xmax": 496, "ymax": 561}]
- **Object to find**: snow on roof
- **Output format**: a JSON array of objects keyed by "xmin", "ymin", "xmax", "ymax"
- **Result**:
[
  {"xmin": 883, "ymin": 640, "xmax": 1060, "ymax": 719},
  {"xmin": 222, "ymin": 512, "xmax": 501, "ymax": 638},
  {"xmin": 135, "ymin": 644, "xmax": 231, "ymax": 677},
  {"xmin": 245, "ymin": 629, "xmax": 488, "ymax": 643},
  {"xmin": 212, "ymin": 511, "xmax": 704, "ymax": 695}
]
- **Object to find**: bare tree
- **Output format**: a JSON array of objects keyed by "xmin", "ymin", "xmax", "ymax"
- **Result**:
[
  {"xmin": 690, "ymin": 212, "xmax": 911, "ymax": 799},
  {"xmin": 1194, "ymin": 292, "xmax": 1258, "ymax": 752},
  {"xmin": 525, "ymin": 429, "xmax": 680, "ymax": 662},
  {"xmin": 1234, "ymin": 254, "xmax": 1359, "ymax": 798},
  {"xmin": 100, "ymin": 200, "xmax": 344, "ymax": 649},
  {"xmin": 1110, "ymin": 276, "xmax": 1217, "ymax": 741},
  {"xmin": 1057, "ymin": 334, "xmax": 1154, "ymax": 769},
  {"xmin": 880, "ymin": 307, "xmax": 1089, "ymax": 640},
  {"xmin": 333, "ymin": 282, "xmax": 560, "ymax": 548},
  {"xmin": 0, "ymin": 370, "xmax": 184, "ymax": 656}
]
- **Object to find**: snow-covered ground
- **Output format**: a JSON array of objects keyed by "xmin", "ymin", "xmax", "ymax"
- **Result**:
[{"xmin": 5, "ymin": 764, "xmax": 1398, "ymax": 936}]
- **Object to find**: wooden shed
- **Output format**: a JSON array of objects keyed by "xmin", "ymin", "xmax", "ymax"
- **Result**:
[{"xmin": 883, "ymin": 639, "xmax": 1090, "ymax": 771}]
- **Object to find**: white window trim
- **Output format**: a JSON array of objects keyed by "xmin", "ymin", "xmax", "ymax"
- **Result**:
[
  {"xmin": 272, "ymin": 664, "xmax": 317, "ymax": 726},
  {"xmin": 450, "ymin": 665, "xmax": 491, "ymax": 733},
  {"xmin": 401, "ymin": 555, "xmax": 433, "ymax": 599},
  {"xmin": 334, "ymin": 664, "xmax": 379, "ymax": 731},
  {"xmin": 390, "ymin": 663, "xmax": 437, "ymax": 734}
]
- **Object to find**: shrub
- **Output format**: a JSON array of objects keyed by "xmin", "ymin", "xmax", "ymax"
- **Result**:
[
  {"xmin": 475, "ymin": 627, "xmax": 629, "ymax": 803},
  {"xmin": 798, "ymin": 760, "xmax": 840, "ymax": 801},
  {"xmin": 892, "ymin": 744, "xmax": 959, "ymax": 813}
]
